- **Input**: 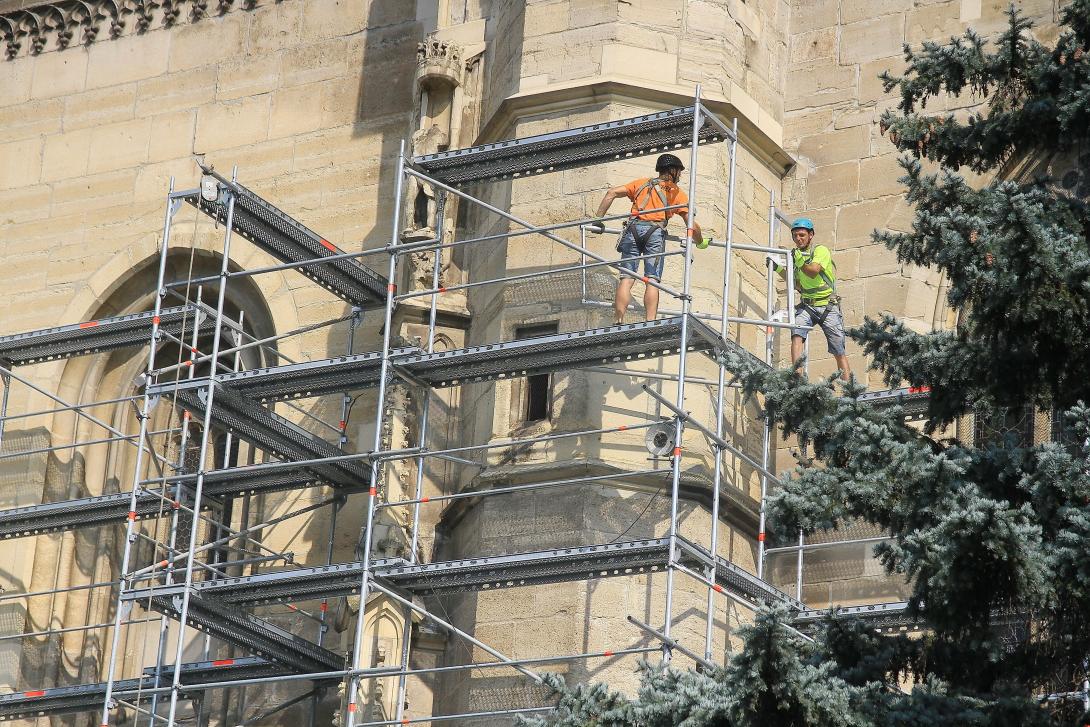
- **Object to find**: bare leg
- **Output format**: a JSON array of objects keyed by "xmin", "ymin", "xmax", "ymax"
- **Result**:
[
  {"xmin": 791, "ymin": 335, "xmax": 805, "ymax": 367},
  {"xmin": 644, "ymin": 284, "xmax": 659, "ymax": 321},
  {"xmin": 615, "ymin": 277, "xmax": 635, "ymax": 324},
  {"xmin": 833, "ymin": 353, "xmax": 851, "ymax": 382}
]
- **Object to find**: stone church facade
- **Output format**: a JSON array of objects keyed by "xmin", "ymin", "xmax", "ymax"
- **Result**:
[{"xmin": 0, "ymin": 0, "xmax": 1065, "ymax": 724}]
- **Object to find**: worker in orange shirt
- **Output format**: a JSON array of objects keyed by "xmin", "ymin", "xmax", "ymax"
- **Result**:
[{"xmin": 590, "ymin": 154, "xmax": 703, "ymax": 324}]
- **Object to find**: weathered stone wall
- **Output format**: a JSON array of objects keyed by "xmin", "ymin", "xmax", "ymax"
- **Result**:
[{"xmin": 0, "ymin": 0, "xmax": 422, "ymax": 719}]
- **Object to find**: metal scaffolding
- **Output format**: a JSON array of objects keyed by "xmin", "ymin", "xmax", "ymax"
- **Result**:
[{"xmin": 0, "ymin": 89, "xmax": 926, "ymax": 725}]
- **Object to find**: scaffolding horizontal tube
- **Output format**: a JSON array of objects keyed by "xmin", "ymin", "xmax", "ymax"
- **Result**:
[
  {"xmin": 376, "ymin": 419, "xmax": 664, "ymax": 464},
  {"xmin": 165, "ymin": 247, "xmax": 389, "ymax": 290},
  {"xmin": 393, "ymin": 204, "xmax": 684, "ymax": 257},
  {"xmin": 141, "ymin": 420, "xmax": 663, "ymax": 488},
  {"xmin": 152, "ymin": 313, "xmax": 352, "ymax": 377},
  {"xmin": 0, "ymin": 427, "xmax": 179, "ymax": 462},
  {"xmin": 395, "ymin": 249, "xmax": 685, "ymax": 303},
  {"xmin": 577, "ymin": 365, "xmax": 723, "ymax": 387},
  {"xmin": 358, "ymin": 707, "xmax": 552, "ymax": 726},
  {"xmin": 377, "ymin": 467, "xmax": 665, "ymax": 508},
  {"xmin": 0, "ymin": 579, "xmax": 115, "ymax": 604},
  {"xmin": 93, "ymin": 645, "xmax": 661, "ymax": 699},
  {"xmin": 0, "ymin": 363, "xmax": 144, "ymax": 451},
  {"xmin": 0, "ymin": 394, "xmax": 144, "ymax": 423},
  {"xmin": 1, "ymin": 616, "xmax": 158, "ymax": 643},
  {"xmin": 583, "ymin": 300, "xmax": 811, "ymax": 332},
  {"xmin": 762, "ymin": 535, "xmax": 890, "ymax": 554},
  {"xmin": 405, "ymin": 167, "xmax": 681, "ymax": 300},
  {"xmin": 130, "ymin": 496, "xmax": 338, "ymax": 580}
]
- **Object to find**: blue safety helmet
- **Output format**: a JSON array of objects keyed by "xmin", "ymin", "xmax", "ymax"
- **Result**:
[{"xmin": 791, "ymin": 217, "xmax": 815, "ymax": 233}]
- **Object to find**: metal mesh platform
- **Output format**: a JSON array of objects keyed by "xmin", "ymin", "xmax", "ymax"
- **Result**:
[
  {"xmin": 186, "ymin": 537, "xmax": 799, "ymax": 611},
  {"xmin": 0, "ymin": 467, "xmax": 326, "ymax": 540},
  {"xmin": 219, "ymin": 347, "xmax": 417, "ymax": 403},
  {"xmin": 858, "ymin": 386, "xmax": 931, "ymax": 420},
  {"xmin": 0, "ymin": 305, "xmax": 209, "ymax": 367},
  {"xmin": 0, "ymin": 657, "xmax": 289, "ymax": 722},
  {"xmin": 405, "ymin": 314, "xmax": 751, "ymax": 388},
  {"xmin": 147, "ymin": 379, "xmax": 369, "ymax": 490},
  {"xmin": 182, "ymin": 178, "xmax": 387, "ymax": 309},
  {"xmin": 412, "ymin": 106, "xmax": 727, "ymax": 186},
  {"xmin": 167, "ymin": 316, "xmax": 760, "ymax": 402},
  {"xmin": 794, "ymin": 601, "xmax": 916, "ymax": 633},
  {"xmin": 128, "ymin": 590, "xmax": 343, "ymax": 674}
]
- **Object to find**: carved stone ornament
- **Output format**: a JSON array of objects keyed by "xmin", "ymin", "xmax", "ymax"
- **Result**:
[
  {"xmin": 1005, "ymin": 145, "xmax": 1090, "ymax": 215},
  {"xmin": 0, "ymin": 0, "xmax": 251, "ymax": 59},
  {"xmin": 415, "ymin": 37, "xmax": 463, "ymax": 88}
]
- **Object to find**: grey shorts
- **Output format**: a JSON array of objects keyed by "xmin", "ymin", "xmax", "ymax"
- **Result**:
[
  {"xmin": 792, "ymin": 302, "xmax": 846, "ymax": 356},
  {"xmin": 616, "ymin": 222, "xmax": 666, "ymax": 281}
]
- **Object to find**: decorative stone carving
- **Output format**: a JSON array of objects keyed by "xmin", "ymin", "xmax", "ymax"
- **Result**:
[
  {"xmin": 416, "ymin": 37, "xmax": 463, "ymax": 89},
  {"xmin": 0, "ymin": 0, "xmax": 258, "ymax": 59}
]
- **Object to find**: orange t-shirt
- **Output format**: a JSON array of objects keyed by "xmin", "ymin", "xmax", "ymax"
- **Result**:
[{"xmin": 623, "ymin": 177, "xmax": 688, "ymax": 222}]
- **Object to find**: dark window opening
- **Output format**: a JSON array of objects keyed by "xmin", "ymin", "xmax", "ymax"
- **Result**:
[
  {"xmin": 516, "ymin": 323, "xmax": 558, "ymax": 422},
  {"xmin": 973, "ymin": 405, "xmax": 1035, "ymax": 449}
]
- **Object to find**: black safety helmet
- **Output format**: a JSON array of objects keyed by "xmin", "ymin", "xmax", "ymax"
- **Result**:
[{"xmin": 655, "ymin": 153, "xmax": 685, "ymax": 173}]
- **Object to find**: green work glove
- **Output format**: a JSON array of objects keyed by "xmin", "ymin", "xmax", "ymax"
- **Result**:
[{"xmin": 695, "ymin": 236, "xmax": 710, "ymax": 250}]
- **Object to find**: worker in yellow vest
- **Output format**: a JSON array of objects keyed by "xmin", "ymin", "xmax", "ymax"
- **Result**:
[{"xmin": 768, "ymin": 218, "xmax": 851, "ymax": 381}]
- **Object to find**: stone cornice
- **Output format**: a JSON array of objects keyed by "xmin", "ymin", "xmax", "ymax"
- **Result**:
[
  {"xmin": 0, "ymin": 0, "xmax": 257, "ymax": 60},
  {"xmin": 478, "ymin": 77, "xmax": 796, "ymax": 177}
]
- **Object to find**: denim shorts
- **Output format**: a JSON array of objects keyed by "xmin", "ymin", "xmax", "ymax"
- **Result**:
[
  {"xmin": 792, "ymin": 302, "xmax": 846, "ymax": 356},
  {"xmin": 616, "ymin": 222, "xmax": 666, "ymax": 281}
]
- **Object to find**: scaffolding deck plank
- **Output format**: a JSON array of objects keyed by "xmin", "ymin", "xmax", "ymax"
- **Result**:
[
  {"xmin": 220, "ymin": 347, "xmax": 417, "ymax": 403},
  {"xmin": 794, "ymin": 601, "xmax": 915, "ymax": 632},
  {"xmin": 0, "ymin": 305, "xmax": 209, "ymax": 367},
  {"xmin": 0, "ymin": 468, "xmax": 325, "ymax": 540},
  {"xmin": 129, "ymin": 591, "xmax": 343, "ymax": 674},
  {"xmin": 404, "ymin": 314, "xmax": 758, "ymax": 388},
  {"xmin": 146, "ymin": 379, "xmax": 369, "ymax": 490},
  {"xmin": 183, "ymin": 178, "xmax": 387, "ymax": 309},
  {"xmin": 0, "ymin": 657, "xmax": 290, "ymax": 722},
  {"xmin": 194, "ymin": 316, "xmax": 763, "ymax": 403},
  {"xmin": 858, "ymin": 386, "xmax": 930, "ymax": 420},
  {"xmin": 187, "ymin": 537, "xmax": 800, "ymax": 611},
  {"xmin": 412, "ymin": 106, "xmax": 727, "ymax": 186}
]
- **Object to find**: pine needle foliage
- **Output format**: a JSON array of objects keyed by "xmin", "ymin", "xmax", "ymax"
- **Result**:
[{"xmin": 524, "ymin": 5, "xmax": 1090, "ymax": 726}]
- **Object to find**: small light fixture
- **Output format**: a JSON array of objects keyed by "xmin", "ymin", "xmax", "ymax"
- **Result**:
[
  {"xmin": 200, "ymin": 175, "xmax": 220, "ymax": 203},
  {"xmin": 644, "ymin": 422, "xmax": 675, "ymax": 456}
]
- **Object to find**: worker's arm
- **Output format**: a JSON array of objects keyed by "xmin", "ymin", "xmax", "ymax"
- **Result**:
[
  {"xmin": 678, "ymin": 211, "xmax": 702, "ymax": 245},
  {"xmin": 798, "ymin": 245, "xmax": 831, "ymax": 276},
  {"xmin": 595, "ymin": 185, "xmax": 630, "ymax": 218}
]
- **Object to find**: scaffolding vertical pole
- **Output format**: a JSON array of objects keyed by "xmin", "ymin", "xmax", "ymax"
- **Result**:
[
  {"xmin": 408, "ymin": 191, "xmax": 446, "ymax": 563},
  {"xmin": 146, "ymin": 286, "xmax": 205, "ymax": 727},
  {"xmin": 310, "ymin": 306, "xmax": 360, "ymax": 727},
  {"xmin": 661, "ymin": 87, "xmax": 702, "ymax": 660},
  {"xmin": 101, "ymin": 179, "xmax": 179, "ymax": 727},
  {"xmin": 395, "ymin": 191, "xmax": 447, "ymax": 723},
  {"xmin": 345, "ymin": 140, "xmax": 407, "ymax": 727},
  {"xmin": 796, "ymin": 334, "xmax": 811, "ymax": 601},
  {"xmin": 165, "ymin": 171, "xmax": 239, "ymax": 727},
  {"xmin": 756, "ymin": 188, "xmax": 777, "ymax": 580},
  {"xmin": 704, "ymin": 117, "xmax": 738, "ymax": 661},
  {"xmin": 0, "ymin": 371, "xmax": 11, "ymax": 453}
]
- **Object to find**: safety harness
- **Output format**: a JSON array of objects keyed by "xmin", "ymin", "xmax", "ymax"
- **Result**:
[
  {"xmin": 622, "ymin": 178, "xmax": 671, "ymax": 248},
  {"xmin": 793, "ymin": 246, "xmax": 839, "ymax": 326}
]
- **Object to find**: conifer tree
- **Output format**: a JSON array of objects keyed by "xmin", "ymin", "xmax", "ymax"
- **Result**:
[{"xmin": 524, "ymin": 4, "xmax": 1090, "ymax": 725}]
